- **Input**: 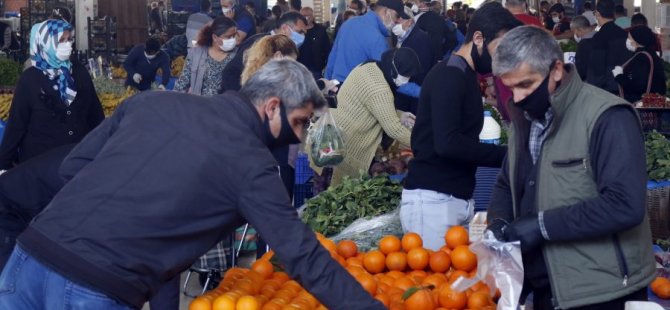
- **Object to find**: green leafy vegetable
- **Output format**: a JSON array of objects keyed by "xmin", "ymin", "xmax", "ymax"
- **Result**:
[
  {"xmin": 301, "ymin": 175, "xmax": 402, "ymax": 237},
  {"xmin": 646, "ymin": 131, "xmax": 670, "ymax": 181}
]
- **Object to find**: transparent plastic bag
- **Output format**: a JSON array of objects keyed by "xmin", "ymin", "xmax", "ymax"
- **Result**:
[
  {"xmin": 330, "ymin": 209, "xmax": 402, "ymax": 252},
  {"xmin": 451, "ymin": 231, "xmax": 524, "ymax": 310},
  {"xmin": 308, "ymin": 109, "xmax": 345, "ymax": 167}
]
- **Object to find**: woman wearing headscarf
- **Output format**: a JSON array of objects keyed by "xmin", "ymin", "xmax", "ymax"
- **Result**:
[
  {"xmin": 613, "ymin": 26, "xmax": 667, "ymax": 103},
  {"xmin": 174, "ymin": 16, "xmax": 238, "ymax": 96},
  {"xmin": 324, "ymin": 48, "xmax": 419, "ymax": 186},
  {"xmin": 0, "ymin": 19, "xmax": 104, "ymax": 170}
]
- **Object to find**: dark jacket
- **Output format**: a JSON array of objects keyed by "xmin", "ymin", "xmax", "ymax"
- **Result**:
[
  {"xmin": 0, "ymin": 66, "xmax": 104, "ymax": 170},
  {"xmin": 400, "ymin": 26, "xmax": 433, "ymax": 84},
  {"xmin": 298, "ymin": 24, "xmax": 332, "ymax": 74},
  {"xmin": 415, "ymin": 11, "xmax": 445, "ymax": 66},
  {"xmin": 615, "ymin": 49, "xmax": 667, "ymax": 103},
  {"xmin": 124, "ymin": 44, "xmax": 171, "ymax": 91},
  {"xmin": 17, "ymin": 91, "xmax": 384, "ymax": 310},
  {"xmin": 404, "ymin": 56, "xmax": 506, "ymax": 199},
  {"xmin": 220, "ymin": 32, "xmax": 269, "ymax": 92},
  {"xmin": 575, "ymin": 35, "xmax": 595, "ymax": 81},
  {"xmin": 587, "ymin": 21, "xmax": 632, "ymax": 93}
]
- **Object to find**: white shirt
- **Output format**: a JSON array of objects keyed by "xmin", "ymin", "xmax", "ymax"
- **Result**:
[{"xmin": 582, "ymin": 10, "xmax": 597, "ymax": 26}]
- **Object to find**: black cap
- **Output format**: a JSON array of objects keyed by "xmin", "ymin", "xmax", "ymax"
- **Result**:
[
  {"xmin": 549, "ymin": 3, "xmax": 565, "ymax": 14},
  {"xmin": 145, "ymin": 37, "xmax": 161, "ymax": 54},
  {"xmin": 377, "ymin": 0, "xmax": 410, "ymax": 19}
]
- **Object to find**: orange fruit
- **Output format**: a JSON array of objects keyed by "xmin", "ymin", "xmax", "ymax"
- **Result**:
[
  {"xmin": 386, "ymin": 270, "xmax": 406, "ymax": 279},
  {"xmin": 450, "ymin": 245, "xmax": 477, "ymax": 272},
  {"xmin": 356, "ymin": 272, "xmax": 378, "ymax": 296},
  {"xmin": 260, "ymin": 250, "xmax": 275, "ymax": 262},
  {"xmin": 404, "ymin": 287, "xmax": 435, "ymax": 310},
  {"xmin": 319, "ymin": 238, "xmax": 337, "ymax": 254},
  {"xmin": 652, "ymin": 277, "xmax": 670, "ymax": 292},
  {"xmin": 438, "ymin": 246, "xmax": 452, "ymax": 256},
  {"xmin": 379, "ymin": 236, "xmax": 402, "ymax": 255},
  {"xmin": 296, "ymin": 291, "xmax": 319, "ymax": 308},
  {"xmin": 402, "ymin": 233, "xmax": 423, "ymax": 252},
  {"xmin": 449, "ymin": 270, "xmax": 470, "ymax": 283},
  {"xmin": 346, "ymin": 265, "xmax": 367, "ymax": 277},
  {"xmin": 236, "ymin": 296, "xmax": 260, "ymax": 310},
  {"xmin": 389, "ymin": 300, "xmax": 406, "ymax": 310},
  {"xmin": 190, "ymin": 297, "xmax": 213, "ymax": 310},
  {"xmin": 407, "ymin": 248, "xmax": 430, "ymax": 271},
  {"xmin": 212, "ymin": 295, "xmax": 236, "ymax": 310},
  {"xmin": 438, "ymin": 285, "xmax": 467, "ymax": 309},
  {"xmin": 363, "ymin": 250, "xmax": 386, "ymax": 274},
  {"xmin": 272, "ymin": 272, "xmax": 290, "ymax": 283},
  {"xmin": 337, "ymin": 240, "xmax": 358, "ymax": 258},
  {"xmin": 429, "ymin": 251, "xmax": 451, "ymax": 273},
  {"xmin": 375, "ymin": 294, "xmax": 391, "ymax": 308},
  {"xmin": 252, "ymin": 259, "xmax": 275, "ymax": 280},
  {"xmin": 422, "ymin": 273, "xmax": 447, "ymax": 288},
  {"xmin": 346, "ymin": 257, "xmax": 364, "ymax": 267},
  {"xmin": 408, "ymin": 270, "xmax": 428, "ymax": 283},
  {"xmin": 654, "ymin": 282, "xmax": 670, "ymax": 299},
  {"xmin": 262, "ymin": 303, "xmax": 283, "ymax": 310},
  {"xmin": 386, "ymin": 252, "xmax": 408, "ymax": 271},
  {"xmin": 393, "ymin": 276, "xmax": 417, "ymax": 291},
  {"xmin": 467, "ymin": 291, "xmax": 492, "ymax": 309},
  {"xmin": 445, "ymin": 226, "xmax": 469, "ymax": 249}
]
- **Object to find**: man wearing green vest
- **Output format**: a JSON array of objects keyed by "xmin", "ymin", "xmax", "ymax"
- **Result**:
[{"xmin": 487, "ymin": 26, "xmax": 655, "ymax": 309}]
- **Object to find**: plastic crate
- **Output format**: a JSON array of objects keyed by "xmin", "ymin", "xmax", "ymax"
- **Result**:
[
  {"xmin": 473, "ymin": 167, "xmax": 501, "ymax": 212},
  {"xmin": 637, "ymin": 108, "xmax": 670, "ymax": 135},
  {"xmin": 294, "ymin": 184, "xmax": 313, "ymax": 208},
  {"xmin": 647, "ymin": 183, "xmax": 670, "ymax": 240},
  {"xmin": 295, "ymin": 152, "xmax": 314, "ymax": 184}
]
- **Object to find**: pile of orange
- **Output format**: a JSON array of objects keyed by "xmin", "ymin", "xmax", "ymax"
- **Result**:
[{"xmin": 190, "ymin": 227, "xmax": 498, "ymax": 310}]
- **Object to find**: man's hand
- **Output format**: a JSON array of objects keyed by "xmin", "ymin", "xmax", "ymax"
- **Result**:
[
  {"xmin": 485, "ymin": 218, "xmax": 508, "ymax": 241},
  {"xmin": 503, "ymin": 214, "xmax": 545, "ymax": 253},
  {"xmin": 400, "ymin": 112, "xmax": 416, "ymax": 129},
  {"xmin": 612, "ymin": 66, "xmax": 623, "ymax": 77},
  {"xmin": 133, "ymin": 73, "xmax": 142, "ymax": 84},
  {"xmin": 157, "ymin": 84, "xmax": 166, "ymax": 91},
  {"xmin": 225, "ymin": 10, "xmax": 235, "ymax": 19}
]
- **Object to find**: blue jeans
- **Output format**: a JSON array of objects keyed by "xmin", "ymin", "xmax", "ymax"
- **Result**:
[{"xmin": 0, "ymin": 245, "xmax": 132, "ymax": 310}]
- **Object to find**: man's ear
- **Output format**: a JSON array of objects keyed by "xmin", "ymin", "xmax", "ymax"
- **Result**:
[
  {"xmin": 551, "ymin": 60, "xmax": 564, "ymax": 83},
  {"xmin": 264, "ymin": 97, "xmax": 281, "ymax": 120}
]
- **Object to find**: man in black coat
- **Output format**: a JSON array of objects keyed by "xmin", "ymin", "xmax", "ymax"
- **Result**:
[
  {"xmin": 412, "ymin": 0, "xmax": 445, "ymax": 66},
  {"xmin": 298, "ymin": 7, "xmax": 332, "ymax": 79},
  {"xmin": 586, "ymin": 0, "xmax": 631, "ymax": 94},
  {"xmin": 571, "ymin": 15, "xmax": 597, "ymax": 81},
  {"xmin": 0, "ymin": 60, "xmax": 384, "ymax": 310}
]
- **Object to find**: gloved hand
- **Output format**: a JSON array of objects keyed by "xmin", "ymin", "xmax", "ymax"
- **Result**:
[
  {"xmin": 503, "ymin": 214, "xmax": 544, "ymax": 253},
  {"xmin": 157, "ymin": 84, "xmax": 166, "ymax": 91},
  {"xmin": 612, "ymin": 66, "xmax": 623, "ymax": 77},
  {"xmin": 397, "ymin": 82, "xmax": 421, "ymax": 98},
  {"xmin": 133, "ymin": 73, "xmax": 142, "ymax": 84},
  {"xmin": 400, "ymin": 112, "xmax": 416, "ymax": 129},
  {"xmin": 485, "ymin": 218, "xmax": 508, "ymax": 241}
]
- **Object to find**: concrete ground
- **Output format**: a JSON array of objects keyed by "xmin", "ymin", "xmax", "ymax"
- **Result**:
[{"xmin": 141, "ymin": 251, "xmax": 256, "ymax": 310}]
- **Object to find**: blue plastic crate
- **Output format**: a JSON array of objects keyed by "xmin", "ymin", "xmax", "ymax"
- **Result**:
[
  {"xmin": 295, "ymin": 153, "xmax": 314, "ymax": 184},
  {"xmin": 294, "ymin": 184, "xmax": 313, "ymax": 208},
  {"xmin": 154, "ymin": 75, "xmax": 178, "ymax": 90}
]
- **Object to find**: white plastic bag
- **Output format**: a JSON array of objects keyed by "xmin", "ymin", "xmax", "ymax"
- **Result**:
[
  {"xmin": 330, "ymin": 209, "xmax": 402, "ymax": 251},
  {"xmin": 451, "ymin": 231, "xmax": 524, "ymax": 310},
  {"xmin": 308, "ymin": 109, "xmax": 345, "ymax": 167}
]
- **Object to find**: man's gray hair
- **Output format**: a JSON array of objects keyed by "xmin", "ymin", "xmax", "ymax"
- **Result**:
[
  {"xmin": 240, "ymin": 59, "xmax": 326, "ymax": 111},
  {"xmin": 570, "ymin": 15, "xmax": 590, "ymax": 30},
  {"xmin": 493, "ymin": 25, "xmax": 562, "ymax": 77}
]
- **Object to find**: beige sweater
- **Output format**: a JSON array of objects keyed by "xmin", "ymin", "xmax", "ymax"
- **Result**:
[{"xmin": 328, "ymin": 63, "xmax": 412, "ymax": 185}]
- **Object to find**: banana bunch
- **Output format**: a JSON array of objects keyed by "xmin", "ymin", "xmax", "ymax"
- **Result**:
[
  {"xmin": 171, "ymin": 56, "xmax": 185, "ymax": 77},
  {"xmin": 98, "ymin": 87, "xmax": 138, "ymax": 117},
  {"xmin": 0, "ymin": 94, "xmax": 13, "ymax": 122}
]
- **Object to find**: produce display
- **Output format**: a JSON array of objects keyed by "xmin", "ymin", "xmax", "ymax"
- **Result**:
[
  {"xmin": 94, "ymin": 77, "xmax": 137, "ymax": 116},
  {"xmin": 190, "ymin": 227, "xmax": 500, "ymax": 310},
  {"xmin": 300, "ymin": 176, "xmax": 401, "ymax": 237},
  {"xmin": 559, "ymin": 40, "xmax": 577, "ymax": 53},
  {"xmin": 651, "ymin": 277, "xmax": 670, "ymax": 299},
  {"xmin": 0, "ymin": 91, "xmax": 13, "ymax": 122},
  {"xmin": 111, "ymin": 55, "xmax": 185, "ymax": 80},
  {"xmin": 646, "ymin": 131, "xmax": 670, "ymax": 181},
  {"xmin": 641, "ymin": 94, "xmax": 669, "ymax": 108}
]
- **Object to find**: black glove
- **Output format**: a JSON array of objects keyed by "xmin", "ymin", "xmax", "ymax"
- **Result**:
[
  {"xmin": 503, "ymin": 214, "xmax": 544, "ymax": 253},
  {"xmin": 486, "ymin": 218, "xmax": 508, "ymax": 241}
]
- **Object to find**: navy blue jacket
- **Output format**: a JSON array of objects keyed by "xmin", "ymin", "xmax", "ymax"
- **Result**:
[
  {"xmin": 18, "ymin": 91, "xmax": 384, "ymax": 310},
  {"xmin": 124, "ymin": 44, "xmax": 171, "ymax": 91}
]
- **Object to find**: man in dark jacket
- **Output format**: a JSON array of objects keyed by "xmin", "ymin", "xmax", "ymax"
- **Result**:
[
  {"xmin": 0, "ymin": 60, "xmax": 384, "ymax": 310},
  {"xmin": 220, "ymin": 11, "xmax": 307, "ymax": 93},
  {"xmin": 571, "ymin": 15, "xmax": 597, "ymax": 81},
  {"xmin": 123, "ymin": 37, "xmax": 171, "ymax": 91},
  {"xmin": 298, "ymin": 7, "xmax": 331, "ymax": 79},
  {"xmin": 220, "ymin": 0, "xmax": 257, "ymax": 41},
  {"xmin": 412, "ymin": 0, "xmax": 446, "ymax": 66},
  {"xmin": 490, "ymin": 25, "xmax": 654, "ymax": 310},
  {"xmin": 586, "ymin": 0, "xmax": 631, "ymax": 94}
]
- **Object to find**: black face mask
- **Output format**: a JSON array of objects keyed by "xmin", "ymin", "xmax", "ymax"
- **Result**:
[
  {"xmin": 263, "ymin": 103, "xmax": 301, "ymax": 150},
  {"xmin": 471, "ymin": 41, "xmax": 493, "ymax": 75},
  {"xmin": 515, "ymin": 74, "xmax": 551, "ymax": 120}
]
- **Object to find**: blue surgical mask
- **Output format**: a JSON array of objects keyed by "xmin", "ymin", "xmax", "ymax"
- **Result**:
[{"xmin": 290, "ymin": 28, "xmax": 305, "ymax": 48}]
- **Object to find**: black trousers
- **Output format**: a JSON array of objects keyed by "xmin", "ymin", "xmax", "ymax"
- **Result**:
[{"xmin": 532, "ymin": 285, "xmax": 648, "ymax": 310}]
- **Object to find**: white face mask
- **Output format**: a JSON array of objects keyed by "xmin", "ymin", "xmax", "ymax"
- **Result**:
[
  {"xmin": 145, "ymin": 52, "xmax": 157, "ymax": 60},
  {"xmin": 56, "ymin": 41, "xmax": 73, "ymax": 61},
  {"xmin": 384, "ymin": 11, "xmax": 396, "ymax": 31},
  {"xmin": 552, "ymin": 16, "xmax": 561, "ymax": 23},
  {"xmin": 411, "ymin": 4, "xmax": 419, "ymax": 14},
  {"xmin": 574, "ymin": 34, "xmax": 581, "ymax": 43},
  {"xmin": 219, "ymin": 37, "xmax": 236, "ymax": 52},
  {"xmin": 392, "ymin": 23, "xmax": 405, "ymax": 37},
  {"xmin": 394, "ymin": 74, "xmax": 410, "ymax": 87},
  {"xmin": 626, "ymin": 38, "xmax": 636, "ymax": 52},
  {"xmin": 222, "ymin": 7, "xmax": 232, "ymax": 14}
]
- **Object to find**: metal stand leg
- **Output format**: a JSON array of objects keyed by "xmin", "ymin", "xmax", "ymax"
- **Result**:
[{"xmin": 236, "ymin": 224, "xmax": 249, "ymax": 261}]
